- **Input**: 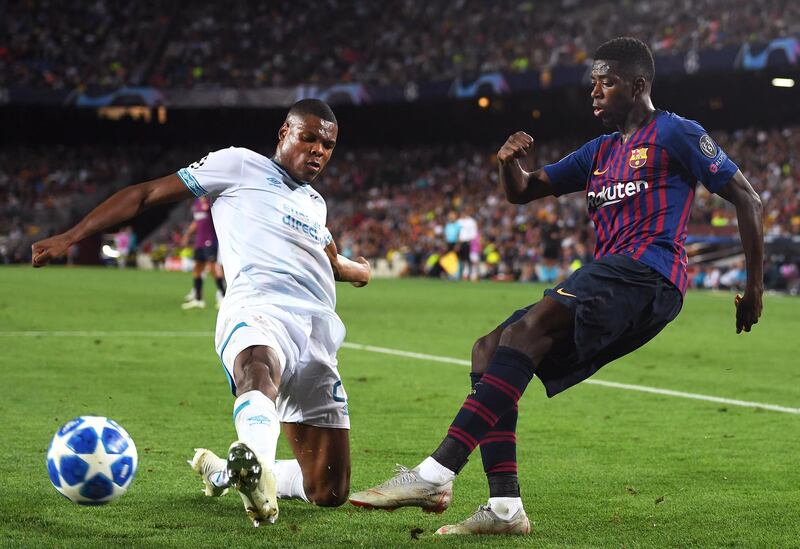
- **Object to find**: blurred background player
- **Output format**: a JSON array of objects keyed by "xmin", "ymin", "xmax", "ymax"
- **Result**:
[
  {"xmin": 349, "ymin": 37, "xmax": 764, "ymax": 536},
  {"xmin": 441, "ymin": 210, "xmax": 462, "ymax": 279},
  {"xmin": 112, "ymin": 225, "xmax": 137, "ymax": 268},
  {"xmin": 31, "ymin": 99, "xmax": 371, "ymax": 527},
  {"xmin": 535, "ymin": 211, "xmax": 562, "ymax": 283},
  {"xmin": 457, "ymin": 207, "xmax": 480, "ymax": 281},
  {"xmin": 444, "ymin": 210, "xmax": 461, "ymax": 254},
  {"xmin": 182, "ymin": 196, "xmax": 226, "ymax": 309}
]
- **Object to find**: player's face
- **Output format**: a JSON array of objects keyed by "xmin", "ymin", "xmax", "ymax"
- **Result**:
[
  {"xmin": 590, "ymin": 60, "xmax": 636, "ymax": 128},
  {"xmin": 275, "ymin": 114, "xmax": 337, "ymax": 183}
]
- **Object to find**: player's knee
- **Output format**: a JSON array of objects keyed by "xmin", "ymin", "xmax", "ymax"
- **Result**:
[
  {"xmin": 247, "ymin": 346, "xmax": 281, "ymax": 371},
  {"xmin": 311, "ymin": 491, "xmax": 348, "ymax": 508},
  {"xmin": 239, "ymin": 358, "xmax": 270, "ymax": 382},
  {"xmin": 471, "ymin": 335, "xmax": 494, "ymax": 373},
  {"xmin": 306, "ymin": 481, "xmax": 349, "ymax": 507},
  {"xmin": 235, "ymin": 346, "xmax": 282, "ymax": 394}
]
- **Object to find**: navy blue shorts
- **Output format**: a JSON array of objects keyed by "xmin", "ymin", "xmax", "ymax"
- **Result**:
[
  {"xmin": 193, "ymin": 244, "xmax": 218, "ymax": 263},
  {"xmin": 500, "ymin": 254, "xmax": 683, "ymax": 397}
]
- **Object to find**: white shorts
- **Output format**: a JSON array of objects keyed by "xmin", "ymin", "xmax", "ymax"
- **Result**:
[{"xmin": 215, "ymin": 300, "xmax": 349, "ymax": 429}]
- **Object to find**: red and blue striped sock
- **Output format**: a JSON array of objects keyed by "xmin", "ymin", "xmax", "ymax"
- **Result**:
[
  {"xmin": 472, "ymin": 372, "xmax": 521, "ymax": 497},
  {"xmin": 431, "ymin": 346, "xmax": 533, "ymax": 474}
]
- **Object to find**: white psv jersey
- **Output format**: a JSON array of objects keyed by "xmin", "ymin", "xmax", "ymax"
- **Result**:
[{"xmin": 177, "ymin": 147, "xmax": 338, "ymax": 319}]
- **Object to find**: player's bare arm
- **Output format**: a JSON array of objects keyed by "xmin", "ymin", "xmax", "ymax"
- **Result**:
[
  {"xmin": 497, "ymin": 131, "xmax": 555, "ymax": 204},
  {"xmin": 324, "ymin": 239, "xmax": 371, "ymax": 287},
  {"xmin": 716, "ymin": 170, "xmax": 764, "ymax": 333},
  {"xmin": 32, "ymin": 174, "xmax": 194, "ymax": 267},
  {"xmin": 182, "ymin": 220, "xmax": 198, "ymax": 247}
]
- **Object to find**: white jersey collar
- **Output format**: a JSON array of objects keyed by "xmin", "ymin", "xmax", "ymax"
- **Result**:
[{"xmin": 270, "ymin": 158, "xmax": 309, "ymax": 188}]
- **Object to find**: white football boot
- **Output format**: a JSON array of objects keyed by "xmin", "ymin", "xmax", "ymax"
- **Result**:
[
  {"xmin": 215, "ymin": 290, "xmax": 224, "ymax": 310},
  {"xmin": 188, "ymin": 448, "xmax": 229, "ymax": 497},
  {"xmin": 226, "ymin": 441, "xmax": 278, "ymax": 527},
  {"xmin": 181, "ymin": 299, "xmax": 206, "ymax": 310},
  {"xmin": 348, "ymin": 465, "xmax": 451, "ymax": 513},
  {"xmin": 435, "ymin": 504, "xmax": 531, "ymax": 535}
]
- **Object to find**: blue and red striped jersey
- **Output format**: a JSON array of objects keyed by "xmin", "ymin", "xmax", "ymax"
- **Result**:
[{"xmin": 543, "ymin": 110, "xmax": 738, "ymax": 294}]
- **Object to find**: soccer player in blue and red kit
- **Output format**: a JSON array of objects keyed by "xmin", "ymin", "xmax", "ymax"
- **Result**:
[
  {"xmin": 182, "ymin": 196, "xmax": 226, "ymax": 309},
  {"xmin": 349, "ymin": 37, "xmax": 764, "ymax": 535}
]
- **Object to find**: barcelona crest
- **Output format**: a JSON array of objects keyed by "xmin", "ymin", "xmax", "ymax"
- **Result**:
[{"xmin": 629, "ymin": 147, "xmax": 648, "ymax": 169}]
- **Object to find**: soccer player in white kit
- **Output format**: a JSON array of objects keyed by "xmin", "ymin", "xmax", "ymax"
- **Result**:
[{"xmin": 31, "ymin": 100, "xmax": 371, "ymax": 527}]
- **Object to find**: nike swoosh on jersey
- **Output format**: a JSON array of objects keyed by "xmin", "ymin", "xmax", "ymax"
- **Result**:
[
  {"xmin": 556, "ymin": 287, "xmax": 577, "ymax": 298},
  {"xmin": 593, "ymin": 167, "xmax": 609, "ymax": 176}
]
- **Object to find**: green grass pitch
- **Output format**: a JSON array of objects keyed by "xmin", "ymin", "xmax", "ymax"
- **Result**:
[{"xmin": 1, "ymin": 266, "xmax": 799, "ymax": 547}]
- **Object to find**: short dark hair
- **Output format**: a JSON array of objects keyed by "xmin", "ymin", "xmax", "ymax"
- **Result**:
[
  {"xmin": 287, "ymin": 99, "xmax": 337, "ymax": 125},
  {"xmin": 594, "ymin": 37, "xmax": 655, "ymax": 82}
]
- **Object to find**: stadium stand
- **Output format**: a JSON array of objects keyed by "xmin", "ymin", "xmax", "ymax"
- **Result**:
[
  {"xmin": 4, "ymin": 0, "xmax": 798, "ymax": 90},
  {"xmin": 0, "ymin": 145, "xmax": 159, "ymax": 263},
  {"xmin": 5, "ymin": 126, "xmax": 797, "ymax": 291},
  {"xmin": 2, "ymin": 0, "xmax": 171, "ymax": 90},
  {"xmin": 3, "ymin": 0, "xmax": 797, "ymax": 290}
]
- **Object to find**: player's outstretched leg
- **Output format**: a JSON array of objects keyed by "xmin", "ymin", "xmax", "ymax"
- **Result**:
[
  {"xmin": 474, "ymin": 313, "xmax": 527, "ymax": 527},
  {"xmin": 188, "ymin": 447, "xmax": 229, "ymax": 497},
  {"xmin": 350, "ymin": 298, "xmax": 572, "ymax": 536},
  {"xmin": 349, "ymin": 341, "xmax": 533, "ymax": 515},
  {"xmin": 227, "ymin": 346, "xmax": 283, "ymax": 526},
  {"xmin": 431, "ymin": 332, "xmax": 530, "ymax": 535},
  {"xmin": 430, "ymin": 298, "xmax": 571, "ymax": 534}
]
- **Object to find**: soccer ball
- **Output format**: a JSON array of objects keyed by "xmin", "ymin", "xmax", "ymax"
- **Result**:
[{"xmin": 46, "ymin": 416, "xmax": 138, "ymax": 504}]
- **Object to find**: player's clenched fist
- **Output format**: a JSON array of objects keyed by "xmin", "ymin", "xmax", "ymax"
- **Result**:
[
  {"xmin": 497, "ymin": 132, "xmax": 534, "ymax": 163},
  {"xmin": 31, "ymin": 233, "xmax": 71, "ymax": 267},
  {"xmin": 351, "ymin": 256, "xmax": 371, "ymax": 288}
]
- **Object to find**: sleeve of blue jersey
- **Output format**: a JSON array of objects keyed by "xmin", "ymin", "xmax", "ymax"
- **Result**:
[
  {"xmin": 543, "ymin": 137, "xmax": 599, "ymax": 196},
  {"xmin": 176, "ymin": 168, "xmax": 208, "ymax": 198},
  {"xmin": 665, "ymin": 115, "xmax": 739, "ymax": 194}
]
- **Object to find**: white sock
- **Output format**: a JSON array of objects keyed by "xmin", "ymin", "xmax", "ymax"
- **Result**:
[
  {"xmin": 274, "ymin": 459, "xmax": 309, "ymax": 502},
  {"xmin": 233, "ymin": 390, "xmax": 280, "ymax": 464},
  {"xmin": 488, "ymin": 496, "xmax": 523, "ymax": 520},
  {"xmin": 416, "ymin": 456, "xmax": 456, "ymax": 485}
]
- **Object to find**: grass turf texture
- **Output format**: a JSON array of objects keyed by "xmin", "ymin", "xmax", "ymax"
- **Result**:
[{"xmin": 1, "ymin": 266, "xmax": 798, "ymax": 548}]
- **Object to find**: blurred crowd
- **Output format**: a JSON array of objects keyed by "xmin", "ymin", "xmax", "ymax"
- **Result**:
[
  {"xmin": 4, "ymin": 0, "xmax": 799, "ymax": 90},
  {"xmin": 0, "ymin": 145, "xmax": 144, "ymax": 263},
  {"xmin": 320, "ymin": 126, "xmax": 799, "ymax": 290},
  {"xmin": 3, "ymin": 125, "xmax": 798, "ymax": 292},
  {"xmin": 2, "ymin": 0, "xmax": 171, "ymax": 90}
]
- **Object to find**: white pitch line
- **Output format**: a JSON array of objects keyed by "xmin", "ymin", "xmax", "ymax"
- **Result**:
[
  {"xmin": 341, "ymin": 342, "xmax": 472, "ymax": 366},
  {"xmin": 2, "ymin": 332, "xmax": 797, "ymax": 415},
  {"xmin": 341, "ymin": 342, "xmax": 800, "ymax": 415},
  {"xmin": 583, "ymin": 379, "xmax": 800, "ymax": 415}
]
